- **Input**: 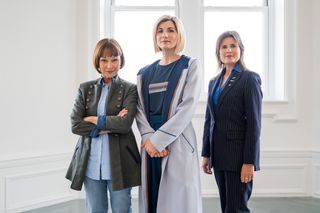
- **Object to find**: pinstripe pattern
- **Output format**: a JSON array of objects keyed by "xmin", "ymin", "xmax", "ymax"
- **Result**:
[
  {"xmin": 202, "ymin": 67, "xmax": 262, "ymax": 213},
  {"xmin": 202, "ymin": 69, "xmax": 262, "ymax": 171},
  {"xmin": 214, "ymin": 169, "xmax": 252, "ymax": 213}
]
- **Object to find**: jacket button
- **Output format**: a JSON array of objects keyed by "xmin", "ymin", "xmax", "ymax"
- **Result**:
[
  {"xmin": 117, "ymin": 97, "xmax": 121, "ymax": 101},
  {"xmin": 88, "ymin": 91, "xmax": 92, "ymax": 95},
  {"xmin": 90, "ymin": 85, "xmax": 93, "ymax": 88},
  {"xmin": 86, "ymin": 98, "xmax": 90, "ymax": 102},
  {"xmin": 116, "ymin": 104, "xmax": 121, "ymax": 108},
  {"xmin": 114, "ymin": 134, "xmax": 118, "ymax": 137},
  {"xmin": 85, "ymin": 106, "xmax": 88, "ymax": 109}
]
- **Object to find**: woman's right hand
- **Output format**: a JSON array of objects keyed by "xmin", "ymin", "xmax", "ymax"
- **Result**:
[
  {"xmin": 202, "ymin": 157, "xmax": 212, "ymax": 174},
  {"xmin": 99, "ymin": 130, "xmax": 110, "ymax": 135}
]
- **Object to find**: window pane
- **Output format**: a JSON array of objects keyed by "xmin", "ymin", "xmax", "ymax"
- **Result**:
[
  {"xmin": 204, "ymin": 0, "xmax": 266, "ymax": 7},
  {"xmin": 115, "ymin": 0, "xmax": 174, "ymax": 6},
  {"xmin": 114, "ymin": 11, "xmax": 174, "ymax": 83},
  {"xmin": 204, "ymin": 11, "xmax": 265, "ymax": 92}
]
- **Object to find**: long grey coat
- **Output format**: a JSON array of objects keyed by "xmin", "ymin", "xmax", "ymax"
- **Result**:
[
  {"xmin": 136, "ymin": 58, "xmax": 202, "ymax": 213},
  {"xmin": 66, "ymin": 76, "xmax": 141, "ymax": 191}
]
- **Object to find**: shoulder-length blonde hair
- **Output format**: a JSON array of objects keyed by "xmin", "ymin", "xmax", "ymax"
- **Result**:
[{"xmin": 152, "ymin": 15, "xmax": 185, "ymax": 54}]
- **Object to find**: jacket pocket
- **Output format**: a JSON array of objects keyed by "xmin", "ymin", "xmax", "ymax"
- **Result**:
[{"xmin": 181, "ymin": 133, "xmax": 195, "ymax": 153}]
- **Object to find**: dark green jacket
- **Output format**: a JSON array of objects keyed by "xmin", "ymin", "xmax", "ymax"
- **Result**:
[{"xmin": 66, "ymin": 76, "xmax": 141, "ymax": 191}]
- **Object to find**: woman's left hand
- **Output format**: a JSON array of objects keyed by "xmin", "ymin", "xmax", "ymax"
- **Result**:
[
  {"xmin": 118, "ymin": 108, "xmax": 128, "ymax": 118},
  {"xmin": 240, "ymin": 164, "xmax": 254, "ymax": 183}
]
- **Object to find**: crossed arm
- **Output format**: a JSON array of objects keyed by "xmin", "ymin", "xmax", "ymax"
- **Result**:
[{"xmin": 83, "ymin": 109, "xmax": 128, "ymax": 135}]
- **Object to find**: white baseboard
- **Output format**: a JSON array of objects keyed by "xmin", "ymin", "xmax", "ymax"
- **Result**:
[{"xmin": 0, "ymin": 150, "xmax": 319, "ymax": 212}]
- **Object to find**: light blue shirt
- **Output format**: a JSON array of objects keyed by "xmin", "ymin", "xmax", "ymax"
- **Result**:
[{"xmin": 86, "ymin": 81, "xmax": 112, "ymax": 180}]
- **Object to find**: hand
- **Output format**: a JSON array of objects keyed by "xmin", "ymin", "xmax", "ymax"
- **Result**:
[
  {"xmin": 159, "ymin": 148, "xmax": 170, "ymax": 157},
  {"xmin": 141, "ymin": 139, "xmax": 161, "ymax": 158},
  {"xmin": 240, "ymin": 164, "xmax": 254, "ymax": 183},
  {"xmin": 202, "ymin": 157, "xmax": 212, "ymax": 174},
  {"xmin": 83, "ymin": 116, "xmax": 98, "ymax": 125},
  {"xmin": 118, "ymin": 108, "xmax": 128, "ymax": 118},
  {"xmin": 99, "ymin": 130, "xmax": 110, "ymax": 135}
]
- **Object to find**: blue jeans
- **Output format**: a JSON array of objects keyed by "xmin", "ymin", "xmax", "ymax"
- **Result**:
[{"xmin": 84, "ymin": 177, "xmax": 132, "ymax": 213}]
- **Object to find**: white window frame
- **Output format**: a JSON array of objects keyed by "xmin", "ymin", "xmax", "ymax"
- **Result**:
[
  {"xmin": 101, "ymin": 0, "xmax": 178, "ymax": 38},
  {"xmin": 100, "ymin": 0, "xmax": 286, "ymax": 101},
  {"xmin": 202, "ymin": 3, "xmax": 268, "ymax": 96}
]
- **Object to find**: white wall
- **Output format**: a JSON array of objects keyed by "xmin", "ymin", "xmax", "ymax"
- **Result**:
[
  {"xmin": 0, "ymin": 0, "xmax": 319, "ymax": 212},
  {"xmin": 0, "ymin": 0, "xmax": 85, "ymax": 212},
  {"xmin": 0, "ymin": 0, "xmax": 78, "ymax": 159},
  {"xmin": 311, "ymin": 0, "xmax": 320, "ymax": 198},
  {"xmin": 312, "ymin": 0, "xmax": 320, "ymax": 151}
]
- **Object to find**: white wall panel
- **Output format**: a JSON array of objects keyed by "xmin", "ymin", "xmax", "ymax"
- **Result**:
[
  {"xmin": 254, "ymin": 164, "xmax": 308, "ymax": 196},
  {"xmin": 0, "ymin": 154, "xmax": 79, "ymax": 213},
  {"xmin": 313, "ymin": 165, "xmax": 320, "ymax": 198},
  {"xmin": 200, "ymin": 151, "xmax": 312, "ymax": 198},
  {"xmin": 5, "ymin": 168, "xmax": 71, "ymax": 212},
  {"xmin": 312, "ymin": 151, "xmax": 320, "ymax": 198}
]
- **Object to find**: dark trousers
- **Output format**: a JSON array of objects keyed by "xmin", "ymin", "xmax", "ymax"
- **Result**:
[
  {"xmin": 147, "ymin": 115, "xmax": 162, "ymax": 213},
  {"xmin": 214, "ymin": 169, "xmax": 253, "ymax": 213}
]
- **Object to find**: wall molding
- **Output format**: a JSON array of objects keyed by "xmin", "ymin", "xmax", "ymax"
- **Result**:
[
  {"xmin": 0, "ymin": 153, "xmax": 77, "ymax": 213},
  {"xmin": 5, "ymin": 167, "xmax": 77, "ymax": 212},
  {"xmin": 0, "ymin": 152, "xmax": 72, "ymax": 169},
  {"xmin": 261, "ymin": 150, "xmax": 311, "ymax": 158},
  {"xmin": 312, "ymin": 151, "xmax": 320, "ymax": 198},
  {"xmin": 0, "ymin": 150, "xmax": 319, "ymax": 212},
  {"xmin": 5, "ymin": 168, "xmax": 70, "ymax": 210},
  {"xmin": 313, "ymin": 164, "xmax": 320, "ymax": 197}
]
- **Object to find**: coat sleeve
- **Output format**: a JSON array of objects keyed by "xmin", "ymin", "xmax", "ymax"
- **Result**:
[
  {"xmin": 150, "ymin": 59, "xmax": 201, "ymax": 151},
  {"xmin": 135, "ymin": 75, "xmax": 155, "ymax": 141},
  {"xmin": 70, "ymin": 86, "xmax": 96, "ymax": 136},
  {"xmin": 201, "ymin": 81, "xmax": 213, "ymax": 157},
  {"xmin": 104, "ymin": 84, "xmax": 138, "ymax": 134},
  {"xmin": 243, "ymin": 72, "xmax": 263, "ymax": 165}
]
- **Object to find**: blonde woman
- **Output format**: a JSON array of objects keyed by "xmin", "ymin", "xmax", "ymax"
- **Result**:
[{"xmin": 136, "ymin": 15, "xmax": 202, "ymax": 213}]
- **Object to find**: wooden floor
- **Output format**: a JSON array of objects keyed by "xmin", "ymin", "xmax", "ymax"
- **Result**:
[{"xmin": 23, "ymin": 197, "xmax": 320, "ymax": 213}]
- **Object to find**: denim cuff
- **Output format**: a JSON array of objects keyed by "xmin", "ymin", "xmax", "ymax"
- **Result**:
[
  {"xmin": 97, "ymin": 115, "xmax": 106, "ymax": 130},
  {"xmin": 90, "ymin": 127, "xmax": 100, "ymax": 138}
]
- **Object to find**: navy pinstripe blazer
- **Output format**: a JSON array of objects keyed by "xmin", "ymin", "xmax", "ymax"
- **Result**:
[{"xmin": 202, "ymin": 66, "xmax": 262, "ymax": 172}]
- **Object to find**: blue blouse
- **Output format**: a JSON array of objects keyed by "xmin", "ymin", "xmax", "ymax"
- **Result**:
[
  {"xmin": 213, "ymin": 63, "xmax": 241, "ymax": 107},
  {"xmin": 86, "ymin": 80, "xmax": 112, "ymax": 180}
]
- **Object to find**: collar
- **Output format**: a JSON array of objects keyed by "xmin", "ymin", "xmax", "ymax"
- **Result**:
[
  {"xmin": 222, "ymin": 62, "xmax": 242, "ymax": 74},
  {"xmin": 99, "ymin": 75, "xmax": 119, "ymax": 87},
  {"xmin": 232, "ymin": 63, "xmax": 242, "ymax": 73}
]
